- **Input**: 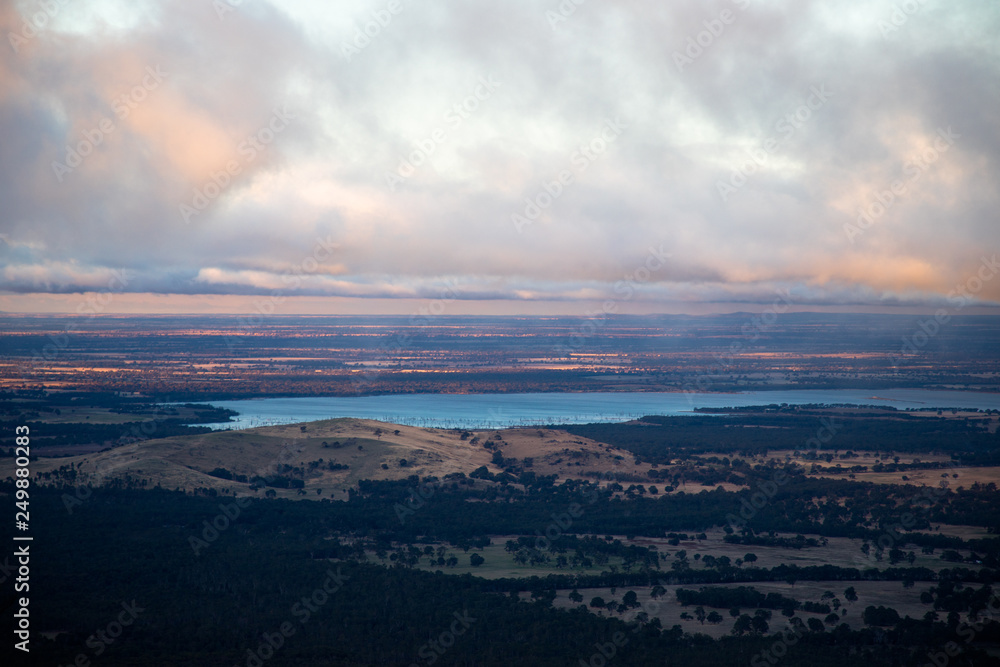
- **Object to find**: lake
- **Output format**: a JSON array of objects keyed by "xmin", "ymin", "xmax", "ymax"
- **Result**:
[{"xmin": 189, "ymin": 388, "xmax": 1000, "ymax": 430}]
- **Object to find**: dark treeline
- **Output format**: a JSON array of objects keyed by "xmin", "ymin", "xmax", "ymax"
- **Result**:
[
  {"xmin": 0, "ymin": 391, "xmax": 235, "ymax": 453},
  {"xmin": 675, "ymin": 586, "xmax": 827, "ymax": 614},
  {"xmin": 30, "ymin": 457, "xmax": 1000, "ymax": 571},
  {"xmin": 7, "ymin": 483, "xmax": 1000, "ymax": 666},
  {"xmin": 470, "ymin": 564, "xmax": 996, "ymax": 592},
  {"xmin": 0, "ymin": 390, "xmax": 232, "ymax": 417},
  {"xmin": 0, "ymin": 417, "xmax": 218, "ymax": 451},
  {"xmin": 564, "ymin": 410, "xmax": 1000, "ymax": 462},
  {"xmin": 42, "ymin": 466, "xmax": 1000, "ymax": 557},
  {"xmin": 350, "ymin": 473, "xmax": 1000, "ymax": 551}
]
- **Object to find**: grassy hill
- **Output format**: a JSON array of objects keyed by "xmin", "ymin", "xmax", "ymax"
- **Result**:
[{"xmin": 9, "ymin": 418, "xmax": 655, "ymax": 499}]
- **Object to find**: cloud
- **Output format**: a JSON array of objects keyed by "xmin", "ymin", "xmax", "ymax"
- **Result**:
[{"xmin": 1, "ymin": 0, "xmax": 998, "ymax": 312}]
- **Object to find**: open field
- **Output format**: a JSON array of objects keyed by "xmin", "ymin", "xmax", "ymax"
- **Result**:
[
  {"xmin": 6, "ymin": 400, "xmax": 224, "ymax": 425},
  {"xmin": 5, "ymin": 314, "xmax": 1000, "ymax": 397},
  {"xmin": 809, "ymin": 466, "xmax": 1000, "ymax": 488},
  {"xmin": 407, "ymin": 538, "xmax": 616, "ymax": 579},
  {"xmin": 404, "ymin": 526, "xmax": 983, "ymax": 581},
  {"xmin": 550, "ymin": 579, "xmax": 937, "ymax": 638}
]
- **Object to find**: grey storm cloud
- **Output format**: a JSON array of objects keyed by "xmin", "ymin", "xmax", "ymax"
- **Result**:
[{"xmin": 0, "ymin": 0, "xmax": 998, "ymax": 309}]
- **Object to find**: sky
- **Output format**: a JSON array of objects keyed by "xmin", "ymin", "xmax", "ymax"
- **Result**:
[{"xmin": 1, "ymin": 0, "xmax": 999, "ymax": 316}]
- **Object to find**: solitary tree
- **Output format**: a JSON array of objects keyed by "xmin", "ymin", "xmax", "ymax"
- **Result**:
[
  {"xmin": 731, "ymin": 614, "xmax": 753, "ymax": 635},
  {"xmin": 751, "ymin": 610, "xmax": 771, "ymax": 634}
]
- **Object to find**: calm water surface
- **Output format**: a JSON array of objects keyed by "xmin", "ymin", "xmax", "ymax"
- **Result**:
[{"xmin": 188, "ymin": 388, "xmax": 1000, "ymax": 430}]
